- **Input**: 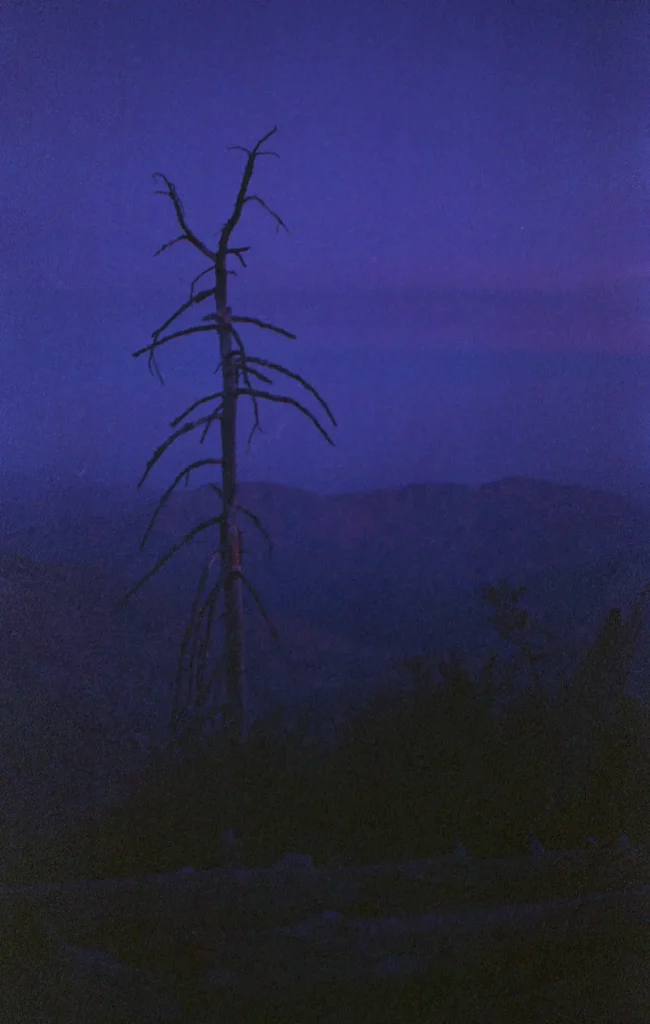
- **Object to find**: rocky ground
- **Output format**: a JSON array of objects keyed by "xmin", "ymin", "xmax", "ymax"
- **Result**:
[{"xmin": 1, "ymin": 846, "xmax": 648, "ymax": 1022}]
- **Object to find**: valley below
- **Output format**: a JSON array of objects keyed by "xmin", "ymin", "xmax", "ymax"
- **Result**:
[
  {"xmin": 1, "ymin": 471, "xmax": 649, "ymax": 1021},
  {"xmin": 1, "ymin": 472, "xmax": 649, "ymax": 844}
]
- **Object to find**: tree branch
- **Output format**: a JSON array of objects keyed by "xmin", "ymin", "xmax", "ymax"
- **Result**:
[
  {"xmin": 226, "ymin": 246, "xmax": 251, "ymax": 269},
  {"xmin": 140, "ymin": 458, "xmax": 223, "ymax": 550},
  {"xmin": 199, "ymin": 409, "xmax": 222, "ymax": 445},
  {"xmin": 173, "ymin": 564, "xmax": 212, "ymax": 730},
  {"xmin": 236, "ymin": 388, "xmax": 336, "ymax": 445},
  {"xmin": 132, "ymin": 324, "xmax": 217, "ymax": 373},
  {"xmin": 153, "ymin": 235, "xmax": 187, "ymax": 257},
  {"xmin": 117, "ymin": 516, "xmax": 224, "ymax": 608},
  {"xmin": 237, "ymin": 570, "xmax": 280, "ymax": 643},
  {"xmin": 243, "ymin": 356, "xmax": 337, "ymax": 426},
  {"xmin": 238, "ymin": 502, "xmax": 274, "ymax": 556},
  {"xmin": 232, "ymin": 316, "xmax": 297, "ymax": 340},
  {"xmin": 189, "ymin": 266, "xmax": 214, "ymax": 299},
  {"xmin": 229, "ymin": 327, "xmax": 262, "ymax": 448},
  {"xmin": 242, "ymin": 194, "xmax": 289, "ymax": 233},
  {"xmin": 218, "ymin": 128, "xmax": 281, "ymax": 256},
  {"xmin": 192, "ymin": 579, "xmax": 225, "ymax": 708},
  {"xmin": 227, "ymin": 134, "xmax": 280, "ymax": 160},
  {"xmin": 152, "ymin": 289, "xmax": 214, "ymax": 344},
  {"xmin": 153, "ymin": 173, "xmax": 216, "ymax": 262},
  {"xmin": 138, "ymin": 410, "xmax": 224, "ymax": 488},
  {"xmin": 236, "ymin": 363, "xmax": 273, "ymax": 386},
  {"xmin": 170, "ymin": 393, "xmax": 224, "ymax": 429}
]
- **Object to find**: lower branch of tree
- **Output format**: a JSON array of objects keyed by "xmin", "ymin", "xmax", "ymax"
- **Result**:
[
  {"xmin": 236, "ymin": 569, "xmax": 280, "ymax": 643},
  {"xmin": 138, "ymin": 409, "xmax": 224, "ymax": 488},
  {"xmin": 140, "ymin": 458, "xmax": 223, "ymax": 549},
  {"xmin": 171, "ymin": 393, "xmax": 225, "ymax": 429},
  {"xmin": 117, "ymin": 516, "xmax": 224, "ymax": 608},
  {"xmin": 173, "ymin": 566, "xmax": 212, "ymax": 729},
  {"xmin": 237, "ymin": 503, "xmax": 274, "ymax": 556}
]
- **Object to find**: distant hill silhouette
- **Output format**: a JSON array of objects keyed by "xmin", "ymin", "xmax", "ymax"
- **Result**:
[{"xmin": 1, "ymin": 472, "xmax": 649, "ymax": 847}]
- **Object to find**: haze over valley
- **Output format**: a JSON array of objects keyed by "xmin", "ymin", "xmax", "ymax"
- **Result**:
[{"xmin": 1, "ymin": 470, "xmax": 649, "ymax": 846}]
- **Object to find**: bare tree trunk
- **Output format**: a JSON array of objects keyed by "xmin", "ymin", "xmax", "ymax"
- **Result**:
[
  {"xmin": 121, "ymin": 127, "xmax": 336, "ymax": 765},
  {"xmin": 214, "ymin": 271, "xmax": 247, "ymax": 746}
]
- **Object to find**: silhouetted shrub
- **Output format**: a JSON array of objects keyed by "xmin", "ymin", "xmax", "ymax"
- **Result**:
[{"xmin": 12, "ymin": 590, "xmax": 650, "ymax": 881}]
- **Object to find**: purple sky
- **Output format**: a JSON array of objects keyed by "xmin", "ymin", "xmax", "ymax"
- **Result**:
[{"xmin": 2, "ymin": 0, "xmax": 648, "ymax": 496}]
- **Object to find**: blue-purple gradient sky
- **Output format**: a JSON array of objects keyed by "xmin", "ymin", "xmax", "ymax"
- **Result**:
[{"xmin": 2, "ymin": 0, "xmax": 648, "ymax": 497}]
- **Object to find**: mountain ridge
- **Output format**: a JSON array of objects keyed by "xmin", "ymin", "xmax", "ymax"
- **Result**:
[{"xmin": 1, "ymin": 472, "xmax": 649, "ymax": 845}]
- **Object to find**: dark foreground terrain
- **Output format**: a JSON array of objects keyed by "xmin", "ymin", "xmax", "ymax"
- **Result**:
[
  {"xmin": 1, "ymin": 473, "xmax": 649, "ymax": 1019},
  {"xmin": 1, "ymin": 847, "xmax": 648, "ymax": 1023}
]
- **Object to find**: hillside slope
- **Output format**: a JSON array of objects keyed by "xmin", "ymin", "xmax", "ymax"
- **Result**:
[{"xmin": 1, "ymin": 474, "xmax": 649, "ymax": 846}]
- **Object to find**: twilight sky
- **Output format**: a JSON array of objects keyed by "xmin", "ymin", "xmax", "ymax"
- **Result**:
[{"xmin": 2, "ymin": 0, "xmax": 648, "ymax": 497}]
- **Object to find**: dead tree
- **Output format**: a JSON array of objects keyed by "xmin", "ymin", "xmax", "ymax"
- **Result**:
[{"xmin": 119, "ymin": 128, "xmax": 336, "ymax": 759}]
